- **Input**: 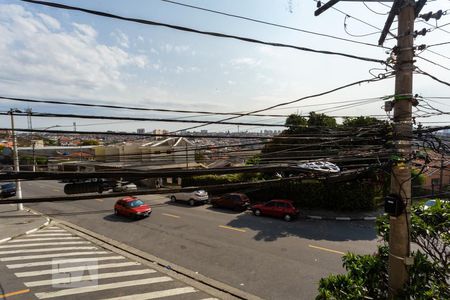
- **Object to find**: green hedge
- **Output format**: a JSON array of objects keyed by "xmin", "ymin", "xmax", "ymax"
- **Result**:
[{"xmin": 183, "ymin": 175, "xmax": 377, "ymax": 211}]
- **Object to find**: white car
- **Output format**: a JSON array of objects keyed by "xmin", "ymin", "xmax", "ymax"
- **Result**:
[
  {"xmin": 113, "ymin": 183, "xmax": 137, "ymax": 192},
  {"xmin": 170, "ymin": 190, "xmax": 209, "ymax": 206},
  {"xmin": 297, "ymin": 161, "xmax": 340, "ymax": 173},
  {"xmin": 423, "ymin": 199, "xmax": 448, "ymax": 210}
]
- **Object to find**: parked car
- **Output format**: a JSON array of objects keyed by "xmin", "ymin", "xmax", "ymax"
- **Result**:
[
  {"xmin": 297, "ymin": 161, "xmax": 340, "ymax": 173},
  {"xmin": 251, "ymin": 199, "xmax": 299, "ymax": 222},
  {"xmin": 170, "ymin": 190, "xmax": 209, "ymax": 206},
  {"xmin": 423, "ymin": 199, "xmax": 449, "ymax": 210},
  {"xmin": 114, "ymin": 196, "xmax": 151, "ymax": 219},
  {"xmin": 0, "ymin": 183, "xmax": 16, "ymax": 198},
  {"xmin": 210, "ymin": 193, "xmax": 250, "ymax": 211},
  {"xmin": 113, "ymin": 183, "xmax": 137, "ymax": 192}
]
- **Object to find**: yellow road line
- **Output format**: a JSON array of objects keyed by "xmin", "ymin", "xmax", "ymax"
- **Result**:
[
  {"xmin": 0, "ymin": 289, "xmax": 31, "ymax": 298},
  {"xmin": 162, "ymin": 213, "xmax": 180, "ymax": 218},
  {"xmin": 219, "ymin": 225, "xmax": 246, "ymax": 233},
  {"xmin": 308, "ymin": 244, "xmax": 345, "ymax": 255},
  {"xmin": 53, "ymin": 189, "xmax": 60, "ymax": 192},
  {"xmin": 95, "ymin": 199, "xmax": 104, "ymax": 202}
]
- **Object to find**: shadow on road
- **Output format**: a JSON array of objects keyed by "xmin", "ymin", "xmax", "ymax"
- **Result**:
[
  {"xmin": 103, "ymin": 214, "xmax": 143, "ymax": 223},
  {"xmin": 226, "ymin": 212, "xmax": 377, "ymax": 242},
  {"xmin": 205, "ymin": 206, "xmax": 245, "ymax": 214}
]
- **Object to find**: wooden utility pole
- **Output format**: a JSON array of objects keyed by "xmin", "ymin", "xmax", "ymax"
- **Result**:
[
  {"xmin": 315, "ymin": 0, "xmax": 422, "ymax": 297},
  {"xmin": 387, "ymin": 1, "xmax": 415, "ymax": 298}
]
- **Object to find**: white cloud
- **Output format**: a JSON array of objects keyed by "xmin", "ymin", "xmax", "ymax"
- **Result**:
[
  {"xmin": 0, "ymin": 4, "xmax": 149, "ymax": 102},
  {"xmin": 230, "ymin": 57, "xmax": 261, "ymax": 68},
  {"xmin": 111, "ymin": 29, "xmax": 129, "ymax": 48},
  {"xmin": 37, "ymin": 13, "xmax": 60, "ymax": 30}
]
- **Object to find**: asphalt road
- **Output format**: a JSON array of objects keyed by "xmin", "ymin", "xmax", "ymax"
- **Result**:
[{"xmin": 20, "ymin": 180, "xmax": 379, "ymax": 300}]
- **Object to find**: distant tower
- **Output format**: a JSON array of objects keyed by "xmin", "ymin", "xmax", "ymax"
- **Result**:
[{"xmin": 73, "ymin": 122, "xmax": 77, "ymax": 132}]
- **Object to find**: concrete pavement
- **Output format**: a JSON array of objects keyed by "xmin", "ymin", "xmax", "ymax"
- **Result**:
[{"xmin": 0, "ymin": 204, "xmax": 49, "ymax": 243}]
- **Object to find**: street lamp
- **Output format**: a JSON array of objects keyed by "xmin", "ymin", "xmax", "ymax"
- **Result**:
[{"xmin": 8, "ymin": 108, "xmax": 23, "ymax": 211}]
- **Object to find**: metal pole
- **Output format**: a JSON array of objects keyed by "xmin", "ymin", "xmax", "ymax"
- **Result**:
[
  {"xmin": 9, "ymin": 109, "xmax": 23, "ymax": 211},
  {"xmin": 388, "ymin": 0, "xmax": 415, "ymax": 297},
  {"xmin": 439, "ymin": 154, "xmax": 444, "ymax": 195},
  {"xmin": 32, "ymin": 142, "xmax": 36, "ymax": 172},
  {"xmin": 185, "ymin": 143, "xmax": 188, "ymax": 169}
]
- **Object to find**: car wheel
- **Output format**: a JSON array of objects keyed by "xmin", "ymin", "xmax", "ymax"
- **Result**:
[
  {"xmin": 170, "ymin": 196, "xmax": 176, "ymax": 202},
  {"xmin": 284, "ymin": 214, "xmax": 292, "ymax": 222},
  {"xmin": 189, "ymin": 199, "xmax": 195, "ymax": 206},
  {"xmin": 114, "ymin": 209, "xmax": 119, "ymax": 216},
  {"xmin": 254, "ymin": 209, "xmax": 261, "ymax": 216}
]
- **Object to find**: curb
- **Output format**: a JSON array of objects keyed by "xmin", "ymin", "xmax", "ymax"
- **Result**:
[
  {"xmin": 304, "ymin": 215, "xmax": 379, "ymax": 221},
  {"xmin": 0, "ymin": 208, "xmax": 50, "ymax": 244},
  {"xmin": 22, "ymin": 206, "xmax": 260, "ymax": 300},
  {"xmin": 54, "ymin": 219, "xmax": 261, "ymax": 300}
]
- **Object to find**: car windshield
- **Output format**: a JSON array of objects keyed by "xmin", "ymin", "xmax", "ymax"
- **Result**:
[
  {"xmin": 1, "ymin": 183, "xmax": 15, "ymax": 189},
  {"xmin": 127, "ymin": 200, "xmax": 144, "ymax": 208}
]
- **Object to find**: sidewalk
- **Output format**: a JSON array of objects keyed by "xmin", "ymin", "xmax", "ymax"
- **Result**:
[
  {"xmin": 0, "ymin": 204, "xmax": 49, "ymax": 242},
  {"xmin": 301, "ymin": 207, "xmax": 385, "ymax": 221}
]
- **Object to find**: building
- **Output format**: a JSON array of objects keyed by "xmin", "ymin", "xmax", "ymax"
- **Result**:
[{"xmin": 137, "ymin": 128, "xmax": 145, "ymax": 134}]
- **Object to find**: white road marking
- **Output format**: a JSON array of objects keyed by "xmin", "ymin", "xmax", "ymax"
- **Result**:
[
  {"xmin": 7, "ymin": 256, "xmax": 125, "ymax": 269},
  {"xmin": 35, "ymin": 276, "xmax": 173, "ymax": 299},
  {"xmin": 0, "ymin": 246, "xmax": 98, "ymax": 255},
  {"xmin": 8, "ymin": 237, "xmax": 82, "ymax": 243},
  {"xmin": 39, "ymin": 230, "xmax": 67, "ymax": 233},
  {"xmin": 0, "ymin": 241, "xmax": 90, "ymax": 249},
  {"xmin": 103, "ymin": 287, "xmax": 197, "ymax": 300},
  {"xmin": 27, "ymin": 234, "xmax": 73, "ymax": 237},
  {"xmin": 1, "ymin": 251, "xmax": 109, "ymax": 261},
  {"xmin": 15, "ymin": 261, "xmax": 140, "ymax": 277},
  {"xmin": 25, "ymin": 269, "xmax": 156, "ymax": 287}
]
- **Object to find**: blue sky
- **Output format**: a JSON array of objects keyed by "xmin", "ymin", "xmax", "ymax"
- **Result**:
[{"xmin": 0, "ymin": 0, "xmax": 449, "ymax": 133}]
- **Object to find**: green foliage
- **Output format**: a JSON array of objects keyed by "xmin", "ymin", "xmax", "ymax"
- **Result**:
[
  {"xmin": 308, "ymin": 112, "xmax": 337, "ymax": 128},
  {"xmin": 245, "ymin": 155, "xmax": 260, "ymax": 166},
  {"xmin": 342, "ymin": 116, "xmax": 383, "ymax": 128},
  {"xmin": 81, "ymin": 140, "xmax": 99, "ymax": 146},
  {"xmin": 184, "ymin": 175, "xmax": 377, "ymax": 210},
  {"xmin": 44, "ymin": 139, "xmax": 57, "ymax": 146},
  {"xmin": 318, "ymin": 201, "xmax": 450, "ymax": 299},
  {"xmin": 284, "ymin": 114, "xmax": 307, "ymax": 132},
  {"xmin": 317, "ymin": 246, "xmax": 389, "ymax": 300}
]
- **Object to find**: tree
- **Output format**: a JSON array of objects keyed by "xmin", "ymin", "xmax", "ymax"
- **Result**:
[
  {"xmin": 342, "ymin": 116, "xmax": 383, "ymax": 128},
  {"xmin": 317, "ymin": 200, "xmax": 450, "ymax": 299},
  {"xmin": 81, "ymin": 140, "xmax": 99, "ymax": 146},
  {"xmin": 284, "ymin": 114, "xmax": 307, "ymax": 133},
  {"xmin": 307, "ymin": 112, "xmax": 337, "ymax": 128}
]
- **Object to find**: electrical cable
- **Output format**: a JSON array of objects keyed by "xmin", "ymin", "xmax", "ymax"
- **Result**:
[
  {"xmin": 415, "ymin": 67, "xmax": 450, "ymax": 87},
  {"xmin": 160, "ymin": 0, "xmax": 389, "ymax": 49},
  {"xmin": 172, "ymin": 74, "xmax": 394, "ymax": 133},
  {"xmin": 20, "ymin": 0, "xmax": 387, "ymax": 65}
]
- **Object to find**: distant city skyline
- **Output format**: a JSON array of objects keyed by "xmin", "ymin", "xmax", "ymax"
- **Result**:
[{"xmin": 1, "ymin": 0, "xmax": 449, "ymax": 133}]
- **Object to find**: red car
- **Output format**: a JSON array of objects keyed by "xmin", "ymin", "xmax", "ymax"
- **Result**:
[
  {"xmin": 210, "ymin": 193, "xmax": 250, "ymax": 211},
  {"xmin": 114, "ymin": 196, "xmax": 152, "ymax": 219},
  {"xmin": 251, "ymin": 199, "xmax": 299, "ymax": 222}
]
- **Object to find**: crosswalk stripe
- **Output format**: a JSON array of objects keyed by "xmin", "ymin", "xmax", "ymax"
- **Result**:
[
  {"xmin": 15, "ymin": 261, "xmax": 140, "ymax": 277},
  {"xmin": 1, "ymin": 251, "xmax": 109, "ymax": 261},
  {"xmin": 8, "ymin": 237, "xmax": 81, "ymax": 243},
  {"xmin": 0, "ymin": 241, "xmax": 91, "ymax": 249},
  {"xmin": 25, "ymin": 269, "xmax": 156, "ymax": 287},
  {"xmin": 103, "ymin": 287, "xmax": 197, "ymax": 300},
  {"xmin": 7, "ymin": 256, "xmax": 125, "ymax": 269},
  {"xmin": 27, "ymin": 234, "xmax": 73, "ymax": 237},
  {"xmin": 0, "ymin": 246, "xmax": 98, "ymax": 255},
  {"xmin": 35, "ymin": 276, "xmax": 173, "ymax": 299}
]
